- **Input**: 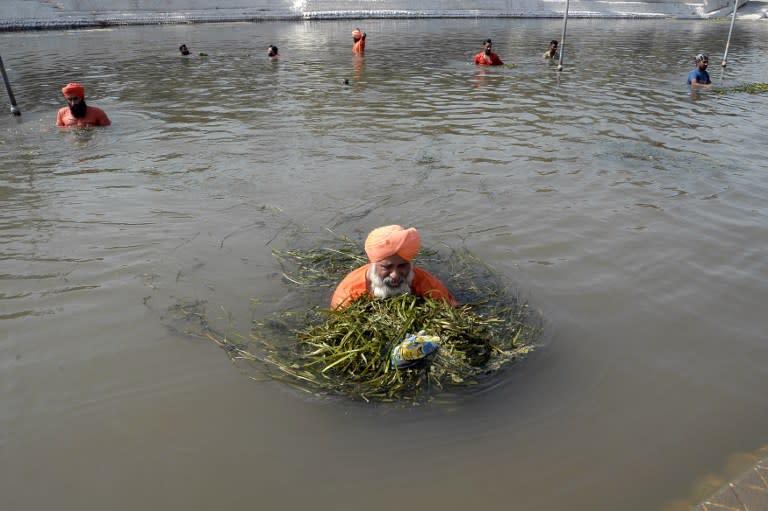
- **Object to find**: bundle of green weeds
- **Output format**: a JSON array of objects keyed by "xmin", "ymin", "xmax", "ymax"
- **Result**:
[
  {"xmin": 248, "ymin": 294, "xmax": 534, "ymax": 401},
  {"xmin": 713, "ymin": 82, "xmax": 768, "ymax": 95},
  {"xmin": 206, "ymin": 235, "xmax": 539, "ymax": 401}
]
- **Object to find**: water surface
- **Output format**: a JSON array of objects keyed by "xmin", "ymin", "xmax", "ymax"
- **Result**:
[{"xmin": 1, "ymin": 18, "xmax": 767, "ymax": 511}]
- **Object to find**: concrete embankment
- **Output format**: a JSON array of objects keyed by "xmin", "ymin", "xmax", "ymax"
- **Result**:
[
  {"xmin": 691, "ymin": 456, "xmax": 768, "ymax": 511},
  {"xmin": 0, "ymin": 0, "xmax": 765, "ymax": 31}
]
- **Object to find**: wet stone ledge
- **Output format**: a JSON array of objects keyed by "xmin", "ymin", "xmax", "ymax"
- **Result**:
[{"xmin": 693, "ymin": 458, "xmax": 768, "ymax": 511}]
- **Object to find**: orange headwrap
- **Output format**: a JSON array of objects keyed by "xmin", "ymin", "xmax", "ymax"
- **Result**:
[
  {"xmin": 352, "ymin": 28, "xmax": 363, "ymax": 40},
  {"xmin": 364, "ymin": 225, "xmax": 421, "ymax": 262},
  {"xmin": 62, "ymin": 83, "xmax": 85, "ymax": 99}
]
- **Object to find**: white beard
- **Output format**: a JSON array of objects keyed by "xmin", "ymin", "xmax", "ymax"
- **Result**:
[{"xmin": 368, "ymin": 264, "xmax": 414, "ymax": 299}]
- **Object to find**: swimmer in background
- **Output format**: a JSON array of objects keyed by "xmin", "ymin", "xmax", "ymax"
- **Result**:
[
  {"xmin": 179, "ymin": 44, "xmax": 190, "ymax": 56},
  {"xmin": 687, "ymin": 53, "xmax": 712, "ymax": 88},
  {"xmin": 474, "ymin": 39, "xmax": 504, "ymax": 66},
  {"xmin": 543, "ymin": 40, "xmax": 559, "ymax": 59},
  {"xmin": 352, "ymin": 28, "xmax": 366, "ymax": 54},
  {"xmin": 267, "ymin": 45, "xmax": 279, "ymax": 58}
]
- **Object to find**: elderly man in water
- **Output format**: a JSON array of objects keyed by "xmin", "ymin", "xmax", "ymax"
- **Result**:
[
  {"xmin": 56, "ymin": 82, "xmax": 111, "ymax": 128},
  {"xmin": 331, "ymin": 225, "xmax": 457, "ymax": 309}
]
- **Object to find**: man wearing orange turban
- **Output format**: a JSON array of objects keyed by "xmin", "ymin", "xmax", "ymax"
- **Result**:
[
  {"xmin": 56, "ymin": 82, "xmax": 111, "ymax": 128},
  {"xmin": 331, "ymin": 225, "xmax": 457, "ymax": 309},
  {"xmin": 351, "ymin": 27, "xmax": 366, "ymax": 54}
]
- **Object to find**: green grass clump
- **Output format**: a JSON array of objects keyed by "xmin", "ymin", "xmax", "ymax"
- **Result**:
[
  {"xmin": 714, "ymin": 82, "xmax": 768, "ymax": 95},
  {"xmin": 247, "ymin": 294, "xmax": 534, "ymax": 402}
]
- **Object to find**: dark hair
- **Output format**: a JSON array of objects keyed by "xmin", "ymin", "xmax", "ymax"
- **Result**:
[
  {"xmin": 550, "ymin": 40, "xmax": 558, "ymax": 46},
  {"xmin": 179, "ymin": 44, "xmax": 187, "ymax": 51},
  {"xmin": 484, "ymin": 39, "xmax": 492, "ymax": 45},
  {"xmin": 268, "ymin": 45, "xmax": 278, "ymax": 55}
]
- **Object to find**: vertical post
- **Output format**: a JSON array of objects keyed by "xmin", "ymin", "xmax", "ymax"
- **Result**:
[
  {"xmin": 557, "ymin": 0, "xmax": 570, "ymax": 71},
  {"xmin": 722, "ymin": 0, "xmax": 739, "ymax": 67},
  {"xmin": 0, "ymin": 54, "xmax": 21, "ymax": 116}
]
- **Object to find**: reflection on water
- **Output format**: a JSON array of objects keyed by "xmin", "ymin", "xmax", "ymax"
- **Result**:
[{"xmin": 1, "ymin": 18, "xmax": 767, "ymax": 511}]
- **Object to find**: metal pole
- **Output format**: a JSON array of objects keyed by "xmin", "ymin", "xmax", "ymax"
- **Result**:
[
  {"xmin": 722, "ymin": 0, "xmax": 739, "ymax": 67},
  {"xmin": 0, "ymin": 54, "xmax": 21, "ymax": 116},
  {"xmin": 557, "ymin": 0, "xmax": 570, "ymax": 71}
]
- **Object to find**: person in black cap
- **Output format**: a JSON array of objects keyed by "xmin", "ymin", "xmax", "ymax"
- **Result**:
[
  {"xmin": 687, "ymin": 54, "xmax": 711, "ymax": 88},
  {"xmin": 267, "ymin": 45, "xmax": 279, "ymax": 58}
]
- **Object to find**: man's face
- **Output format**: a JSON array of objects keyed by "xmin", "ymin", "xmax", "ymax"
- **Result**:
[
  {"xmin": 484, "ymin": 42, "xmax": 493, "ymax": 55},
  {"xmin": 374, "ymin": 254, "xmax": 412, "ymax": 288},
  {"xmin": 66, "ymin": 95, "xmax": 87, "ymax": 118},
  {"xmin": 698, "ymin": 59, "xmax": 708, "ymax": 71},
  {"xmin": 369, "ymin": 255, "xmax": 414, "ymax": 299}
]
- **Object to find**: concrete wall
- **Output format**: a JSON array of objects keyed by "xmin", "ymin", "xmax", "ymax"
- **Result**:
[
  {"xmin": 2, "ymin": 0, "xmax": 750, "ymax": 21},
  {"xmin": 299, "ymin": 0, "xmax": 744, "ymax": 17},
  {"xmin": 54, "ymin": 0, "xmax": 281, "ymax": 9}
]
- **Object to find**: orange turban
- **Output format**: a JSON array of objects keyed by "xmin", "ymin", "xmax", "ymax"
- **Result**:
[
  {"xmin": 62, "ymin": 83, "xmax": 85, "ymax": 99},
  {"xmin": 352, "ymin": 28, "xmax": 363, "ymax": 40},
  {"xmin": 364, "ymin": 225, "xmax": 421, "ymax": 262}
]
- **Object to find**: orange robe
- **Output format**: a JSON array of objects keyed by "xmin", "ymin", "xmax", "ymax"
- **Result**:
[
  {"xmin": 331, "ymin": 263, "xmax": 457, "ymax": 309},
  {"xmin": 474, "ymin": 51, "xmax": 503, "ymax": 66},
  {"xmin": 56, "ymin": 106, "xmax": 111, "ymax": 127},
  {"xmin": 352, "ymin": 38, "xmax": 365, "ymax": 54}
]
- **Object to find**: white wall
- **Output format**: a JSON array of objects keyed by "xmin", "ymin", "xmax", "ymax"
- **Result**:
[{"xmin": 10, "ymin": 0, "xmax": 750, "ymax": 18}]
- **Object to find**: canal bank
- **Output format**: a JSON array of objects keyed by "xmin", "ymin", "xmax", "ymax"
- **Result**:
[
  {"xmin": 0, "ymin": 0, "xmax": 766, "ymax": 31},
  {"xmin": 689, "ymin": 453, "xmax": 768, "ymax": 511}
]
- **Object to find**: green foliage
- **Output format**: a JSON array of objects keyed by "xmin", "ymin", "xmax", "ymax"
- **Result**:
[
  {"xmin": 714, "ymin": 82, "xmax": 768, "ymax": 95},
  {"xmin": 248, "ymin": 294, "xmax": 535, "ymax": 401}
]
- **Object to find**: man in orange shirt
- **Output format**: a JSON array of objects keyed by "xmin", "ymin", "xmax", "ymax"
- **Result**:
[
  {"xmin": 352, "ymin": 27, "xmax": 366, "ymax": 54},
  {"xmin": 474, "ymin": 39, "xmax": 504, "ymax": 66},
  {"xmin": 56, "ymin": 82, "xmax": 111, "ymax": 128},
  {"xmin": 331, "ymin": 225, "xmax": 457, "ymax": 309}
]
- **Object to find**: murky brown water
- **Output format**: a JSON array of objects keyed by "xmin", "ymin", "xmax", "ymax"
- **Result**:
[{"xmin": 1, "ymin": 18, "xmax": 767, "ymax": 511}]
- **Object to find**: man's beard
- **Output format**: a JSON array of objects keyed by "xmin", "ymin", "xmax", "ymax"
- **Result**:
[
  {"xmin": 69, "ymin": 99, "xmax": 87, "ymax": 119},
  {"xmin": 368, "ymin": 264, "xmax": 414, "ymax": 299}
]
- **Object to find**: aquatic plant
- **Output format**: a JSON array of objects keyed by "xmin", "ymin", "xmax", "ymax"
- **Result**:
[{"xmin": 714, "ymin": 82, "xmax": 768, "ymax": 94}]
